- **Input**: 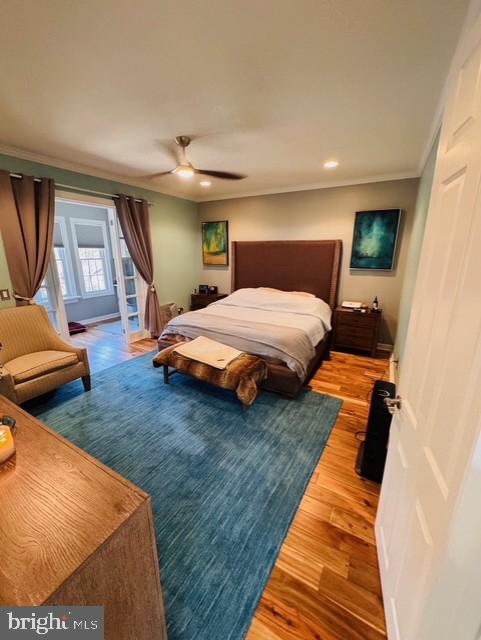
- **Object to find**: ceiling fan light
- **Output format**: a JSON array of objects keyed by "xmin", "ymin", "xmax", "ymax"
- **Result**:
[
  {"xmin": 173, "ymin": 163, "xmax": 195, "ymax": 178},
  {"xmin": 323, "ymin": 159, "xmax": 339, "ymax": 169}
]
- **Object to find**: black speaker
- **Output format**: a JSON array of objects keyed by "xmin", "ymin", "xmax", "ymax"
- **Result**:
[{"xmin": 356, "ymin": 379, "xmax": 395, "ymax": 483}]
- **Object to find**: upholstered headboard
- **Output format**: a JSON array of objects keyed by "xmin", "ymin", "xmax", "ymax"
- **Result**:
[{"xmin": 231, "ymin": 240, "xmax": 342, "ymax": 309}]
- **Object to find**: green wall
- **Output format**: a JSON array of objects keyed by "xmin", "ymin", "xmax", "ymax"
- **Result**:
[
  {"xmin": 0, "ymin": 153, "xmax": 199, "ymax": 312},
  {"xmin": 394, "ymin": 133, "xmax": 439, "ymax": 369}
]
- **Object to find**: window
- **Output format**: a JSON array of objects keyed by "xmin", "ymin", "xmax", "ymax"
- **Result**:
[
  {"xmin": 53, "ymin": 218, "xmax": 76, "ymax": 299},
  {"xmin": 53, "ymin": 246, "xmax": 76, "ymax": 298},
  {"xmin": 78, "ymin": 247, "xmax": 107, "ymax": 293},
  {"xmin": 34, "ymin": 217, "xmax": 76, "ymax": 308},
  {"xmin": 71, "ymin": 218, "xmax": 114, "ymax": 297},
  {"xmin": 35, "ymin": 282, "xmax": 49, "ymax": 307}
]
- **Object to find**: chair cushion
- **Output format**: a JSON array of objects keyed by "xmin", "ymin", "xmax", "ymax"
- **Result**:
[{"xmin": 5, "ymin": 350, "xmax": 79, "ymax": 384}]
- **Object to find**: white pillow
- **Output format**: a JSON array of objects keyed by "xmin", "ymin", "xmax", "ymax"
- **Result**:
[
  {"xmin": 259, "ymin": 287, "xmax": 315, "ymax": 298},
  {"xmin": 217, "ymin": 288, "xmax": 332, "ymax": 331}
]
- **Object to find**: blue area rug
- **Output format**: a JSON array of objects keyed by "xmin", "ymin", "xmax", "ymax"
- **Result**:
[{"xmin": 27, "ymin": 353, "xmax": 342, "ymax": 640}]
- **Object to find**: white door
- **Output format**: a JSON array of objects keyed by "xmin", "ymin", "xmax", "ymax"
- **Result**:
[
  {"xmin": 376, "ymin": 7, "xmax": 481, "ymax": 639},
  {"xmin": 108, "ymin": 209, "xmax": 149, "ymax": 343}
]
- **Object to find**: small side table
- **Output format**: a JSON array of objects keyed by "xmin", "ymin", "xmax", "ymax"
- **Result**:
[
  {"xmin": 332, "ymin": 307, "xmax": 382, "ymax": 357},
  {"xmin": 191, "ymin": 293, "xmax": 227, "ymax": 310}
]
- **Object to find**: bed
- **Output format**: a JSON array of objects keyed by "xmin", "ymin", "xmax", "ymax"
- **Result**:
[{"xmin": 158, "ymin": 239, "xmax": 342, "ymax": 397}]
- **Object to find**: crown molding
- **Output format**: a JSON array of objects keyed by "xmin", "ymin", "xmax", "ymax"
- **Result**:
[
  {"xmin": 197, "ymin": 171, "xmax": 420, "ymax": 203},
  {"xmin": 0, "ymin": 143, "xmax": 420, "ymax": 205},
  {"xmin": 0, "ymin": 143, "xmax": 193, "ymax": 202}
]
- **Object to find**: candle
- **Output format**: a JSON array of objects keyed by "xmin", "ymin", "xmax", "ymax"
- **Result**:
[{"xmin": 0, "ymin": 425, "xmax": 15, "ymax": 464}]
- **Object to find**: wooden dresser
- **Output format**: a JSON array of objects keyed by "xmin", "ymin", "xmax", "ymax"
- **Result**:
[
  {"xmin": 0, "ymin": 397, "xmax": 166, "ymax": 640},
  {"xmin": 191, "ymin": 292, "xmax": 227, "ymax": 310},
  {"xmin": 332, "ymin": 307, "xmax": 382, "ymax": 357}
]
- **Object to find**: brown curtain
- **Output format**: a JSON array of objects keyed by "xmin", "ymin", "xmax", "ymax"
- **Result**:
[
  {"xmin": 114, "ymin": 194, "xmax": 163, "ymax": 336},
  {"xmin": 0, "ymin": 171, "xmax": 55, "ymax": 305}
]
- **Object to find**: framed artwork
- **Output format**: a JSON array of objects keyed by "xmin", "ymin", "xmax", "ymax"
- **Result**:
[
  {"xmin": 350, "ymin": 209, "xmax": 402, "ymax": 271},
  {"xmin": 202, "ymin": 220, "xmax": 229, "ymax": 266}
]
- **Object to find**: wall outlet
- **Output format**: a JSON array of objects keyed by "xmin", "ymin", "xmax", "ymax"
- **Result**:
[{"xmin": 0, "ymin": 289, "xmax": 11, "ymax": 301}]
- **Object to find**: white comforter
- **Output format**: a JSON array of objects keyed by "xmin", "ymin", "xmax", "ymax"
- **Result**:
[
  {"xmin": 208, "ymin": 288, "xmax": 332, "ymax": 346},
  {"xmin": 162, "ymin": 288, "xmax": 332, "ymax": 378}
]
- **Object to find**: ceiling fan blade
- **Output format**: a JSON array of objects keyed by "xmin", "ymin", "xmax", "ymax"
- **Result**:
[
  {"xmin": 148, "ymin": 170, "xmax": 174, "ymax": 179},
  {"xmin": 196, "ymin": 169, "xmax": 246, "ymax": 181},
  {"xmin": 155, "ymin": 138, "xmax": 180, "ymax": 165}
]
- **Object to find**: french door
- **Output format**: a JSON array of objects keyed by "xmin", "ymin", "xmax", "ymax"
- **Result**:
[
  {"xmin": 108, "ymin": 209, "xmax": 149, "ymax": 343},
  {"xmin": 376, "ymin": 7, "xmax": 481, "ymax": 639},
  {"xmin": 34, "ymin": 254, "xmax": 69, "ymax": 338}
]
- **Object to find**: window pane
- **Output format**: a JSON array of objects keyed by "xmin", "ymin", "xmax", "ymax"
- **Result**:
[
  {"xmin": 120, "ymin": 239, "xmax": 129, "ymax": 258},
  {"xmin": 122, "ymin": 257, "xmax": 135, "ymax": 277},
  {"xmin": 128, "ymin": 315, "xmax": 140, "ymax": 332},
  {"xmin": 125, "ymin": 278, "xmax": 136, "ymax": 296},
  {"xmin": 35, "ymin": 283, "xmax": 49, "ymax": 306},
  {"xmin": 54, "ymin": 247, "xmax": 67, "ymax": 296},
  {"xmin": 126, "ymin": 297, "xmax": 138, "ymax": 314},
  {"xmin": 78, "ymin": 247, "xmax": 108, "ymax": 293}
]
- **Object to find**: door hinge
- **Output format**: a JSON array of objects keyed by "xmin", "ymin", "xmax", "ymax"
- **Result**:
[{"xmin": 385, "ymin": 395, "xmax": 402, "ymax": 414}]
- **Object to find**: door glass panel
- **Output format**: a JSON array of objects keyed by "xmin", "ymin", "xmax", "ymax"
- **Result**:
[
  {"xmin": 122, "ymin": 257, "xmax": 135, "ymax": 277},
  {"xmin": 128, "ymin": 315, "xmax": 140, "ymax": 331},
  {"xmin": 126, "ymin": 297, "xmax": 138, "ymax": 314},
  {"xmin": 110, "ymin": 214, "xmax": 145, "ymax": 342},
  {"xmin": 124, "ymin": 278, "xmax": 136, "ymax": 296},
  {"xmin": 35, "ymin": 283, "xmax": 49, "ymax": 307},
  {"xmin": 34, "ymin": 269, "xmax": 63, "ymax": 333},
  {"xmin": 34, "ymin": 281, "xmax": 59, "ymax": 329},
  {"xmin": 120, "ymin": 239, "xmax": 135, "ymax": 277}
]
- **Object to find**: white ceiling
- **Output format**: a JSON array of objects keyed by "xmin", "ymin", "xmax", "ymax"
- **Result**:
[{"xmin": 0, "ymin": 0, "xmax": 470, "ymax": 202}]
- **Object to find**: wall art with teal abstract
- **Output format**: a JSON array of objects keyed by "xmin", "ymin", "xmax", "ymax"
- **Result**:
[{"xmin": 350, "ymin": 209, "xmax": 401, "ymax": 270}]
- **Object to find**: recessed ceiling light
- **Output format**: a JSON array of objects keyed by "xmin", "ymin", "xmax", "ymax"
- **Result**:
[
  {"xmin": 323, "ymin": 160, "xmax": 339, "ymax": 169},
  {"xmin": 200, "ymin": 180, "xmax": 211, "ymax": 187}
]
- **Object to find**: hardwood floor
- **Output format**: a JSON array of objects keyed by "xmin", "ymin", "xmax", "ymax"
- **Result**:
[
  {"xmin": 69, "ymin": 320, "xmax": 157, "ymax": 373},
  {"xmin": 247, "ymin": 350, "xmax": 390, "ymax": 640},
  {"xmin": 66, "ymin": 327, "xmax": 390, "ymax": 638}
]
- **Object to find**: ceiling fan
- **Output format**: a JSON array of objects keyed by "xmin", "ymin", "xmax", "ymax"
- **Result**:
[{"xmin": 149, "ymin": 136, "xmax": 246, "ymax": 181}]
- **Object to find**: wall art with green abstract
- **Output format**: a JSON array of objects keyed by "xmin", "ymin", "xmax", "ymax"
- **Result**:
[
  {"xmin": 350, "ymin": 209, "xmax": 401, "ymax": 270},
  {"xmin": 202, "ymin": 220, "xmax": 229, "ymax": 265}
]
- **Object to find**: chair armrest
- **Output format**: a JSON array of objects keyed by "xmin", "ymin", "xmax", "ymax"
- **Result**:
[
  {"xmin": 61, "ymin": 343, "xmax": 90, "ymax": 374},
  {"xmin": 47, "ymin": 333, "xmax": 80, "ymax": 353},
  {"xmin": 47, "ymin": 333, "xmax": 86, "ymax": 358},
  {"xmin": 0, "ymin": 369, "xmax": 18, "ymax": 404}
]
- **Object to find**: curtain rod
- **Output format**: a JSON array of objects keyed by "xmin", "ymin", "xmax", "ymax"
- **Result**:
[{"xmin": 8, "ymin": 172, "xmax": 154, "ymax": 206}]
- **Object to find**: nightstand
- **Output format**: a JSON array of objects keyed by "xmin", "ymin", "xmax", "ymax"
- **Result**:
[
  {"xmin": 332, "ymin": 307, "xmax": 382, "ymax": 357},
  {"xmin": 191, "ymin": 292, "xmax": 227, "ymax": 311}
]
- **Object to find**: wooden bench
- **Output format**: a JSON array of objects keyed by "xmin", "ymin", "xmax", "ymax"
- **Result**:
[{"xmin": 152, "ymin": 344, "xmax": 267, "ymax": 407}]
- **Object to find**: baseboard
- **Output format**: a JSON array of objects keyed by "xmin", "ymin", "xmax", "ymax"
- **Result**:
[
  {"xmin": 77, "ymin": 313, "xmax": 121, "ymax": 326},
  {"xmin": 389, "ymin": 353, "xmax": 398, "ymax": 383},
  {"xmin": 377, "ymin": 342, "xmax": 393, "ymax": 352}
]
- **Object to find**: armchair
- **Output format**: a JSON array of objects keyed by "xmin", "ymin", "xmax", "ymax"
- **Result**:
[{"xmin": 0, "ymin": 305, "xmax": 90, "ymax": 404}]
